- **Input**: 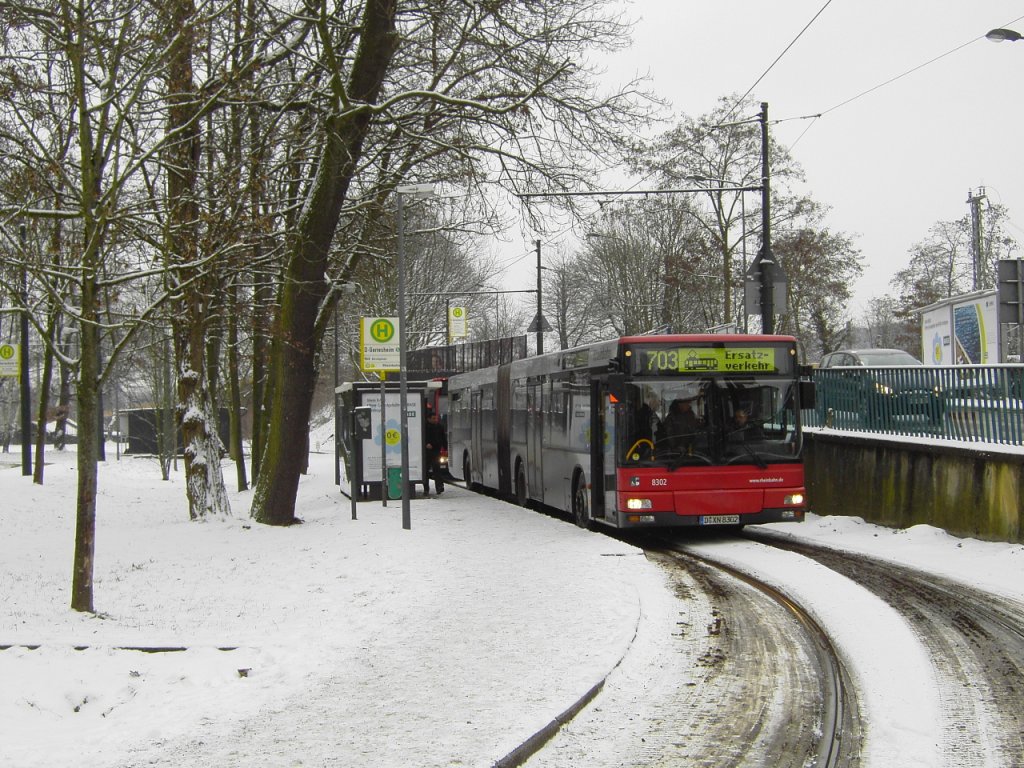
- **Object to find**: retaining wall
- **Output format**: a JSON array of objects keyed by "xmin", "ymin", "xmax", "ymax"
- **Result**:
[{"xmin": 804, "ymin": 430, "xmax": 1023, "ymax": 544}]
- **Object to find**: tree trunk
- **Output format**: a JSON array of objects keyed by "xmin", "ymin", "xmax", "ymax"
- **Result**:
[
  {"xmin": 251, "ymin": 0, "xmax": 399, "ymax": 526},
  {"xmin": 32, "ymin": 310, "xmax": 55, "ymax": 484},
  {"xmin": 71, "ymin": 281, "xmax": 100, "ymax": 613},
  {"xmin": 250, "ymin": 253, "xmax": 270, "ymax": 481},
  {"xmin": 156, "ymin": 334, "xmax": 175, "ymax": 481},
  {"xmin": 227, "ymin": 275, "xmax": 248, "ymax": 491},
  {"xmin": 166, "ymin": 0, "xmax": 231, "ymax": 520}
]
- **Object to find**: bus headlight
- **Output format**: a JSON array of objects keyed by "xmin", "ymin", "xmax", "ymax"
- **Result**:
[
  {"xmin": 626, "ymin": 498, "xmax": 653, "ymax": 510},
  {"xmin": 784, "ymin": 493, "xmax": 804, "ymax": 506}
]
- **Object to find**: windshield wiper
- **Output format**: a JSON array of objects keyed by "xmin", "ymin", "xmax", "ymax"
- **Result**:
[{"xmin": 738, "ymin": 441, "xmax": 769, "ymax": 469}]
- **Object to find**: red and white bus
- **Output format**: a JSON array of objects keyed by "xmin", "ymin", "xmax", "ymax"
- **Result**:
[{"xmin": 447, "ymin": 334, "xmax": 811, "ymax": 528}]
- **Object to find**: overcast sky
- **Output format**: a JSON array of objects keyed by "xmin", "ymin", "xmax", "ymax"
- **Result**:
[{"xmin": 506, "ymin": 1, "xmax": 1024, "ymax": 318}]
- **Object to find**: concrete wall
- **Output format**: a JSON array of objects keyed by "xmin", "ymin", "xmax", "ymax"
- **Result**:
[{"xmin": 804, "ymin": 431, "xmax": 1023, "ymax": 544}]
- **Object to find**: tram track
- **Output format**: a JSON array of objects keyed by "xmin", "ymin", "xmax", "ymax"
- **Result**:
[
  {"xmin": 454, "ymin": 484, "xmax": 861, "ymax": 766},
  {"xmin": 648, "ymin": 540, "xmax": 860, "ymax": 768},
  {"xmin": 744, "ymin": 528, "xmax": 1024, "ymax": 767}
]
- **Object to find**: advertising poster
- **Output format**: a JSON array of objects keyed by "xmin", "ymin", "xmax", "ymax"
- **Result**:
[
  {"xmin": 952, "ymin": 294, "xmax": 997, "ymax": 364},
  {"xmin": 921, "ymin": 307, "xmax": 951, "ymax": 365},
  {"xmin": 919, "ymin": 290, "xmax": 999, "ymax": 365},
  {"xmin": 359, "ymin": 391, "xmax": 423, "ymax": 483}
]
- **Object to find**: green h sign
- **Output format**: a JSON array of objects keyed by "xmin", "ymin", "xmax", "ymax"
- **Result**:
[
  {"xmin": 359, "ymin": 317, "xmax": 400, "ymax": 372},
  {"xmin": 0, "ymin": 343, "xmax": 19, "ymax": 377}
]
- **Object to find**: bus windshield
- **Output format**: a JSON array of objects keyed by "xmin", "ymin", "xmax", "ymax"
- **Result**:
[{"xmin": 618, "ymin": 377, "xmax": 801, "ymax": 469}]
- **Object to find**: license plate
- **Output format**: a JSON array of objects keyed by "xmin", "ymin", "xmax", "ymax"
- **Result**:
[{"xmin": 700, "ymin": 514, "xmax": 740, "ymax": 526}]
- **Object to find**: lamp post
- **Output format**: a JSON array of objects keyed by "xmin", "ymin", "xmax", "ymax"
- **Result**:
[
  {"xmin": 18, "ymin": 222, "xmax": 31, "ymax": 476},
  {"xmin": 986, "ymin": 28, "xmax": 1022, "ymax": 42},
  {"xmin": 756, "ymin": 102, "xmax": 776, "ymax": 334},
  {"xmin": 332, "ymin": 281, "xmax": 358, "ymax": 488},
  {"xmin": 535, "ymin": 240, "xmax": 544, "ymax": 354},
  {"xmin": 396, "ymin": 183, "xmax": 435, "ymax": 530}
]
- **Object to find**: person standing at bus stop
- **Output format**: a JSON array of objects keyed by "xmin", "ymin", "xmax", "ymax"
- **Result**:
[{"xmin": 423, "ymin": 407, "xmax": 447, "ymax": 495}]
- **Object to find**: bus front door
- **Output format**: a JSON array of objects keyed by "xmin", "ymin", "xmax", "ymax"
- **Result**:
[
  {"xmin": 588, "ymin": 381, "xmax": 614, "ymax": 521},
  {"xmin": 527, "ymin": 382, "xmax": 542, "ymax": 503},
  {"xmin": 470, "ymin": 390, "xmax": 482, "ymax": 485},
  {"xmin": 602, "ymin": 390, "xmax": 616, "ymax": 519}
]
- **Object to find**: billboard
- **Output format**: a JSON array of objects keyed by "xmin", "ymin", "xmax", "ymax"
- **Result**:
[
  {"xmin": 358, "ymin": 391, "xmax": 423, "ymax": 483},
  {"xmin": 918, "ymin": 290, "xmax": 998, "ymax": 365}
]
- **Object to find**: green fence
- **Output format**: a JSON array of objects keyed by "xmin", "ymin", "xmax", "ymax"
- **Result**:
[{"xmin": 804, "ymin": 364, "xmax": 1024, "ymax": 446}]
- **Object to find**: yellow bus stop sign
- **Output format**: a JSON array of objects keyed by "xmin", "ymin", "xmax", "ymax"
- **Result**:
[
  {"xmin": 0, "ymin": 343, "xmax": 19, "ymax": 377},
  {"xmin": 359, "ymin": 317, "xmax": 400, "ymax": 373}
]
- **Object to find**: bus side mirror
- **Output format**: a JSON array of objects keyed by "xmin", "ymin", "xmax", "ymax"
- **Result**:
[
  {"xmin": 607, "ymin": 373, "xmax": 627, "ymax": 401},
  {"xmin": 353, "ymin": 406, "xmax": 373, "ymax": 440},
  {"xmin": 799, "ymin": 379, "xmax": 816, "ymax": 410}
]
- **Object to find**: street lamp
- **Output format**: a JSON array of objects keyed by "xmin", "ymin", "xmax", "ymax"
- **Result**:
[
  {"xmin": 396, "ymin": 183, "xmax": 435, "ymax": 530},
  {"xmin": 986, "ymin": 28, "xmax": 1022, "ymax": 42},
  {"xmin": 331, "ymin": 281, "xmax": 359, "ymax": 488}
]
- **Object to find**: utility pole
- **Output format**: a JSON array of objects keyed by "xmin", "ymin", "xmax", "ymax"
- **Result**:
[
  {"xmin": 535, "ymin": 240, "xmax": 544, "ymax": 355},
  {"xmin": 967, "ymin": 187, "xmax": 987, "ymax": 289},
  {"xmin": 758, "ymin": 102, "xmax": 775, "ymax": 335},
  {"xmin": 526, "ymin": 239, "xmax": 550, "ymax": 354}
]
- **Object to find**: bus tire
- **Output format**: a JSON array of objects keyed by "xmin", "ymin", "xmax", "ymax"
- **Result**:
[
  {"xmin": 463, "ymin": 454, "xmax": 475, "ymax": 491},
  {"xmin": 572, "ymin": 472, "xmax": 591, "ymax": 530},
  {"xmin": 515, "ymin": 462, "xmax": 529, "ymax": 507}
]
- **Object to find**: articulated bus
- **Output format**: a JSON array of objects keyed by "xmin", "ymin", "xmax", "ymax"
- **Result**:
[{"xmin": 447, "ymin": 334, "xmax": 812, "ymax": 529}]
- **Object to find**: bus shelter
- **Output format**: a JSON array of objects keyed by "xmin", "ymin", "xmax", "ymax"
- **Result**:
[{"xmin": 335, "ymin": 380, "xmax": 440, "ymax": 501}]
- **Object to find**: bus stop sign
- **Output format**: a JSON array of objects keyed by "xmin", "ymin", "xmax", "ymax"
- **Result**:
[{"xmin": 0, "ymin": 343, "xmax": 19, "ymax": 377}]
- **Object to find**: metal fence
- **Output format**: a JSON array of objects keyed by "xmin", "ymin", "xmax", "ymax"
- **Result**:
[
  {"xmin": 406, "ymin": 335, "xmax": 529, "ymax": 380},
  {"xmin": 803, "ymin": 364, "xmax": 1024, "ymax": 446}
]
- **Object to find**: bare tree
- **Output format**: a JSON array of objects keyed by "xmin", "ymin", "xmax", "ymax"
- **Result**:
[
  {"xmin": 633, "ymin": 94, "xmax": 819, "ymax": 330},
  {"xmin": 892, "ymin": 205, "xmax": 1019, "ymax": 312},
  {"xmin": 2, "ymin": 0, "xmax": 658, "ymax": 538},
  {"xmin": 542, "ymin": 249, "xmax": 605, "ymax": 350},
  {"xmin": 582, "ymin": 207, "xmax": 677, "ymax": 335},
  {"xmin": 249, "ymin": 0, "xmax": 654, "ymax": 525},
  {"xmin": 772, "ymin": 223, "xmax": 862, "ymax": 362}
]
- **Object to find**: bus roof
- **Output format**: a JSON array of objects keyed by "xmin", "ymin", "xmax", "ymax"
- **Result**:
[{"xmin": 618, "ymin": 334, "xmax": 798, "ymax": 345}]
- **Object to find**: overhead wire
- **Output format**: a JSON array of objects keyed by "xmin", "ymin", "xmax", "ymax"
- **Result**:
[
  {"xmin": 506, "ymin": 0, "xmax": 838, "ymax": 267},
  {"xmin": 727, "ymin": 0, "xmax": 836, "ymax": 123},
  {"xmin": 786, "ymin": 13, "xmax": 1024, "ymax": 150},
  {"xmin": 517, "ymin": 7, "xmax": 1024, "ymax": 267},
  {"xmin": 600, "ymin": 0, "xmax": 837, "ymax": 204}
]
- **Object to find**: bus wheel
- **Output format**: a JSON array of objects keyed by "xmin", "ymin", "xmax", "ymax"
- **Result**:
[
  {"xmin": 572, "ymin": 473, "xmax": 591, "ymax": 529},
  {"xmin": 463, "ymin": 454, "xmax": 475, "ymax": 491},
  {"xmin": 515, "ymin": 462, "xmax": 528, "ymax": 507}
]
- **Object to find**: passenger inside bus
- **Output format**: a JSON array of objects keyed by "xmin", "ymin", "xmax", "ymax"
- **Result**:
[
  {"xmin": 622, "ymin": 387, "xmax": 659, "ymax": 461},
  {"xmin": 657, "ymin": 398, "xmax": 703, "ymax": 453},
  {"xmin": 728, "ymin": 407, "xmax": 764, "ymax": 443},
  {"xmin": 620, "ymin": 379, "xmax": 796, "ymax": 466}
]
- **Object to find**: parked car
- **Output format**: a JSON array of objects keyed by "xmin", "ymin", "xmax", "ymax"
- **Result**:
[{"xmin": 816, "ymin": 348, "xmax": 943, "ymax": 430}]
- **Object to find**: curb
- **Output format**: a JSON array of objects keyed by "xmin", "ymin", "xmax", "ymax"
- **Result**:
[
  {"xmin": 491, "ymin": 586, "xmax": 645, "ymax": 768},
  {"xmin": 492, "ymin": 678, "xmax": 607, "ymax": 768}
]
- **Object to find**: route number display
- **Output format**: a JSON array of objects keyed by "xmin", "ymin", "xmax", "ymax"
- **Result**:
[{"xmin": 633, "ymin": 345, "xmax": 788, "ymax": 375}]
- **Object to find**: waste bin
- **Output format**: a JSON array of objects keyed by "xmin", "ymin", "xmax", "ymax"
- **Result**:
[{"xmin": 386, "ymin": 466, "xmax": 403, "ymax": 499}]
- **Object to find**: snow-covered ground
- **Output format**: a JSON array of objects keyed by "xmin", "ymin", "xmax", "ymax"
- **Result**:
[{"xmin": 2, "ymin": 442, "xmax": 1022, "ymax": 767}]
